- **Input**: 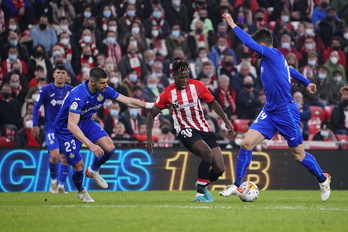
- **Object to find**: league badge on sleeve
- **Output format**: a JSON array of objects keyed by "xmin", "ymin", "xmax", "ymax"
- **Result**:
[{"xmin": 70, "ymin": 102, "xmax": 78, "ymax": 110}]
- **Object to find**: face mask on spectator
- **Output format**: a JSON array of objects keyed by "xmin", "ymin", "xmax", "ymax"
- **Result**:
[
  {"xmin": 107, "ymin": 37, "xmax": 116, "ymax": 44},
  {"xmin": 234, "ymin": 138, "xmax": 243, "ymax": 146},
  {"xmin": 103, "ymin": 10, "xmax": 111, "ymax": 18},
  {"xmin": 218, "ymin": 45, "xmax": 226, "ymax": 51},
  {"xmin": 61, "ymin": 38, "xmax": 69, "ymax": 45},
  {"xmin": 82, "ymin": 67, "xmax": 90, "ymax": 73},
  {"xmin": 305, "ymin": 43, "xmax": 314, "ymax": 50},
  {"xmin": 330, "ymin": 57, "xmax": 338, "ymax": 64},
  {"xmin": 172, "ymin": 0, "xmax": 181, "ymax": 7},
  {"xmin": 2, "ymin": 92, "xmax": 11, "ymax": 99},
  {"xmin": 25, "ymin": 120, "xmax": 33, "ymax": 129},
  {"xmin": 153, "ymin": 11, "xmax": 162, "ymax": 19},
  {"xmin": 39, "ymin": 23, "xmax": 47, "ymax": 30},
  {"xmin": 84, "ymin": 11, "xmax": 92, "ymax": 18},
  {"xmin": 109, "ymin": 26, "xmax": 117, "ymax": 32},
  {"xmin": 281, "ymin": 16, "xmax": 289, "ymax": 22},
  {"xmin": 9, "ymin": 54, "xmax": 17, "ymax": 60},
  {"xmin": 127, "ymin": 10, "xmax": 135, "ymax": 17},
  {"xmin": 151, "ymin": 30, "xmax": 159, "ymax": 37},
  {"xmin": 333, "ymin": 76, "xmax": 342, "ymax": 82},
  {"xmin": 128, "ymin": 0, "xmax": 136, "ymax": 4},
  {"xmin": 344, "ymin": 33, "xmax": 348, "ymax": 40},
  {"xmin": 129, "ymin": 41, "xmax": 137, "ymax": 47},
  {"xmin": 9, "ymin": 25, "xmax": 17, "ymax": 31},
  {"xmin": 281, "ymin": 42, "xmax": 290, "ymax": 49},
  {"xmin": 110, "ymin": 109, "xmax": 119, "ymax": 117},
  {"xmin": 131, "ymin": 27, "xmax": 140, "ymax": 35},
  {"xmin": 308, "ymin": 59, "xmax": 316, "ymax": 66},
  {"xmin": 83, "ymin": 35, "xmax": 91, "ymax": 43},
  {"xmin": 110, "ymin": 77, "xmax": 119, "ymax": 84},
  {"xmin": 53, "ymin": 50, "xmax": 62, "ymax": 57},
  {"xmin": 305, "ymin": 28, "xmax": 314, "ymax": 36},
  {"xmin": 35, "ymin": 50, "xmax": 44, "ymax": 58},
  {"xmin": 60, "ymin": 25, "xmax": 68, "ymax": 31},
  {"xmin": 318, "ymin": 73, "xmax": 327, "ymax": 79},
  {"xmin": 9, "ymin": 40, "xmax": 18, "ymax": 46},
  {"xmin": 129, "ymin": 74, "xmax": 137, "ymax": 82},
  {"xmin": 147, "ymin": 83, "xmax": 157, "ymax": 89},
  {"xmin": 10, "ymin": 83, "xmax": 19, "ymax": 89},
  {"xmin": 171, "ymin": 30, "xmax": 180, "ymax": 38},
  {"xmin": 320, "ymin": 131, "xmax": 329, "ymax": 137},
  {"xmin": 103, "ymin": 101, "xmax": 112, "ymax": 108},
  {"xmin": 129, "ymin": 108, "xmax": 138, "ymax": 117},
  {"xmin": 161, "ymin": 127, "xmax": 170, "ymax": 134}
]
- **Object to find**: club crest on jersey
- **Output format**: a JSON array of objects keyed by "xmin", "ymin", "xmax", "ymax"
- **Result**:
[
  {"xmin": 69, "ymin": 153, "xmax": 75, "ymax": 158},
  {"xmin": 97, "ymin": 94, "xmax": 104, "ymax": 101},
  {"xmin": 70, "ymin": 102, "xmax": 78, "ymax": 110}
]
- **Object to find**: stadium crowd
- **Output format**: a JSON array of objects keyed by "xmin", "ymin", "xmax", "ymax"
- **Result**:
[{"xmin": 0, "ymin": 0, "xmax": 348, "ymax": 148}]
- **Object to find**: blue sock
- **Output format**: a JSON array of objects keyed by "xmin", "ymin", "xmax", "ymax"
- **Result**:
[
  {"xmin": 299, "ymin": 152, "xmax": 326, "ymax": 183},
  {"xmin": 49, "ymin": 162, "xmax": 58, "ymax": 180},
  {"xmin": 72, "ymin": 170, "xmax": 84, "ymax": 191},
  {"xmin": 58, "ymin": 164, "xmax": 69, "ymax": 185},
  {"xmin": 91, "ymin": 148, "xmax": 116, "ymax": 171},
  {"xmin": 234, "ymin": 149, "xmax": 253, "ymax": 187}
]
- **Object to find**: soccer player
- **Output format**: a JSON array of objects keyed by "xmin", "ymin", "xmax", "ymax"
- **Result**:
[
  {"xmin": 32, "ymin": 64, "xmax": 73, "ymax": 194},
  {"xmin": 54, "ymin": 67, "xmax": 154, "ymax": 202},
  {"xmin": 219, "ymin": 13, "xmax": 331, "ymax": 201},
  {"xmin": 146, "ymin": 59, "xmax": 234, "ymax": 202}
]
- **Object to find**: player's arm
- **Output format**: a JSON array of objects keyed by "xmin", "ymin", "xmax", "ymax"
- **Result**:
[
  {"xmin": 289, "ymin": 67, "xmax": 316, "ymax": 94},
  {"xmin": 222, "ymin": 13, "xmax": 265, "ymax": 56},
  {"xmin": 209, "ymin": 100, "xmax": 235, "ymax": 135},
  {"xmin": 115, "ymin": 94, "xmax": 154, "ymax": 109},
  {"xmin": 32, "ymin": 90, "xmax": 44, "ymax": 137},
  {"xmin": 67, "ymin": 111, "xmax": 104, "ymax": 157},
  {"xmin": 145, "ymin": 106, "xmax": 162, "ymax": 155}
]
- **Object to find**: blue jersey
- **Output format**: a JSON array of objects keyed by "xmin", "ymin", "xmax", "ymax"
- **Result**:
[
  {"xmin": 233, "ymin": 27, "xmax": 310, "ymax": 111},
  {"xmin": 33, "ymin": 83, "xmax": 73, "ymax": 129},
  {"xmin": 55, "ymin": 80, "xmax": 119, "ymax": 134}
]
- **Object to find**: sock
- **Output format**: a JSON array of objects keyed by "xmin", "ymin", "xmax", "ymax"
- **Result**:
[
  {"xmin": 196, "ymin": 160, "xmax": 210, "ymax": 194},
  {"xmin": 49, "ymin": 162, "xmax": 58, "ymax": 180},
  {"xmin": 58, "ymin": 164, "xmax": 69, "ymax": 186},
  {"xmin": 91, "ymin": 148, "xmax": 116, "ymax": 171},
  {"xmin": 299, "ymin": 152, "xmax": 326, "ymax": 183},
  {"xmin": 208, "ymin": 169, "xmax": 221, "ymax": 183},
  {"xmin": 234, "ymin": 149, "xmax": 253, "ymax": 187},
  {"xmin": 72, "ymin": 170, "xmax": 84, "ymax": 191}
]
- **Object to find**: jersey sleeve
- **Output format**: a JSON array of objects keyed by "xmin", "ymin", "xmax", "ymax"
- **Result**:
[
  {"xmin": 290, "ymin": 67, "xmax": 310, "ymax": 87},
  {"xmin": 33, "ymin": 88, "xmax": 45, "ymax": 126},
  {"xmin": 68, "ymin": 92, "xmax": 85, "ymax": 114},
  {"xmin": 155, "ymin": 89, "xmax": 169, "ymax": 109},
  {"xmin": 196, "ymin": 81, "xmax": 214, "ymax": 103},
  {"xmin": 105, "ymin": 86, "xmax": 119, "ymax": 99}
]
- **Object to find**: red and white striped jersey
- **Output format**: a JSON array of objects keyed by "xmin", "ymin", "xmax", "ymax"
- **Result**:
[{"xmin": 155, "ymin": 79, "xmax": 214, "ymax": 134}]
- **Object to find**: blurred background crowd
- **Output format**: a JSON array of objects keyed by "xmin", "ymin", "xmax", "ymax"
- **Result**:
[{"xmin": 0, "ymin": 0, "xmax": 348, "ymax": 149}]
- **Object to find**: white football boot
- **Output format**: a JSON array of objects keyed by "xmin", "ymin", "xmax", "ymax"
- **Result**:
[
  {"xmin": 319, "ymin": 173, "xmax": 331, "ymax": 201},
  {"xmin": 219, "ymin": 184, "xmax": 242, "ymax": 197},
  {"xmin": 77, "ymin": 188, "xmax": 94, "ymax": 202},
  {"xmin": 85, "ymin": 166, "xmax": 108, "ymax": 188}
]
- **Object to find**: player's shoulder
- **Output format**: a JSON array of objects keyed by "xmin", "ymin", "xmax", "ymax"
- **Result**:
[
  {"xmin": 65, "ymin": 84, "xmax": 74, "ymax": 91},
  {"xmin": 40, "ymin": 83, "xmax": 53, "ymax": 92}
]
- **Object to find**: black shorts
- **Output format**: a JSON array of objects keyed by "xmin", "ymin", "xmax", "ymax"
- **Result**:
[{"xmin": 177, "ymin": 128, "xmax": 219, "ymax": 152}]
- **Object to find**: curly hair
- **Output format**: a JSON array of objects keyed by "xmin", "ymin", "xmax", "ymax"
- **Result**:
[{"xmin": 172, "ymin": 58, "xmax": 190, "ymax": 75}]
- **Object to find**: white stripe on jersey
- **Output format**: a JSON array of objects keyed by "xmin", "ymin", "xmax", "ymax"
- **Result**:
[
  {"xmin": 171, "ymin": 88, "xmax": 190, "ymax": 133},
  {"xmin": 189, "ymin": 84, "xmax": 209, "ymax": 132}
]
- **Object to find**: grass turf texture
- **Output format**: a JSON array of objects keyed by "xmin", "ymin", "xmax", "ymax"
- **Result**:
[{"xmin": 1, "ymin": 190, "xmax": 347, "ymax": 232}]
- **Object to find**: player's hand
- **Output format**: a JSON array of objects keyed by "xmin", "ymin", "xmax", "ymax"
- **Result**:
[
  {"xmin": 146, "ymin": 138, "xmax": 155, "ymax": 155},
  {"xmin": 222, "ymin": 13, "xmax": 236, "ymax": 28},
  {"xmin": 31, "ymin": 126, "xmax": 40, "ymax": 137},
  {"xmin": 89, "ymin": 144, "xmax": 104, "ymax": 157},
  {"xmin": 226, "ymin": 123, "xmax": 235, "ymax": 135},
  {"xmin": 306, "ymin": 83, "xmax": 317, "ymax": 94}
]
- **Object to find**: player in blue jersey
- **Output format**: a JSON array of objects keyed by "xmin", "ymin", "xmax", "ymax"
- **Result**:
[
  {"xmin": 32, "ymin": 64, "xmax": 73, "ymax": 194},
  {"xmin": 54, "ymin": 67, "xmax": 154, "ymax": 202},
  {"xmin": 219, "ymin": 13, "xmax": 331, "ymax": 201}
]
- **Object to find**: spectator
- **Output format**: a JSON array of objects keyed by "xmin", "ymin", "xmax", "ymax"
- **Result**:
[
  {"xmin": 215, "ymin": 22, "xmax": 234, "ymax": 49},
  {"xmin": 145, "ymin": 24, "xmax": 168, "ymax": 61},
  {"xmin": 0, "ymin": 83, "xmax": 22, "ymax": 130},
  {"xmin": 103, "ymin": 101, "xmax": 128, "ymax": 138},
  {"xmin": 217, "ymin": 53, "xmax": 237, "ymax": 80},
  {"xmin": 194, "ymin": 47, "xmax": 212, "ymax": 77},
  {"xmin": 27, "ymin": 45, "xmax": 53, "ymax": 81},
  {"xmin": 7, "ymin": 72, "xmax": 27, "ymax": 104},
  {"xmin": 190, "ymin": 8, "xmax": 214, "ymax": 34},
  {"xmin": 304, "ymin": 66, "xmax": 330, "ymax": 108},
  {"xmin": 250, "ymin": 8, "xmax": 271, "ymax": 31},
  {"xmin": 124, "ymin": 21, "xmax": 147, "ymax": 54},
  {"xmin": 75, "ymin": 62, "xmax": 91, "ymax": 84},
  {"xmin": 96, "ymin": 4, "xmax": 114, "ymax": 34},
  {"xmin": 20, "ymin": 87, "xmax": 39, "ymax": 117},
  {"xmin": 57, "ymin": 31, "xmax": 79, "ymax": 74},
  {"xmin": 104, "ymin": 57, "xmax": 115, "ymax": 75},
  {"xmin": 51, "ymin": 0, "xmax": 75, "ymax": 25},
  {"xmin": 226, "ymin": 132, "xmax": 245, "ymax": 150},
  {"xmin": 313, "ymin": 120, "xmax": 338, "ymax": 142},
  {"xmin": 165, "ymin": 24, "xmax": 191, "ymax": 59},
  {"xmin": 143, "ymin": 4, "xmax": 170, "ymax": 39},
  {"xmin": 293, "ymin": 91, "xmax": 311, "ymax": 140},
  {"xmin": 236, "ymin": 75, "xmax": 261, "ymax": 120},
  {"xmin": 112, "ymin": 121, "xmax": 136, "ymax": 148},
  {"xmin": 328, "ymin": 70, "xmax": 346, "ymax": 105},
  {"xmin": 323, "ymin": 50, "xmax": 346, "ymax": 82},
  {"xmin": 318, "ymin": 8, "xmax": 345, "ymax": 46},
  {"xmin": 187, "ymin": 20, "xmax": 214, "ymax": 59},
  {"xmin": 30, "ymin": 14, "xmax": 57, "ymax": 53},
  {"xmin": 209, "ymin": 36, "xmax": 237, "ymax": 69},
  {"xmin": 28, "ymin": 65, "xmax": 44, "ymax": 89},
  {"xmin": 118, "ymin": 43, "xmax": 148, "ymax": 81},
  {"xmin": 118, "ymin": 3, "xmax": 141, "ymax": 36},
  {"xmin": 53, "ymin": 16, "xmax": 74, "ymax": 37},
  {"xmin": 141, "ymin": 74, "xmax": 163, "ymax": 103},
  {"xmin": 1, "ymin": 46, "xmax": 28, "ymax": 78},
  {"xmin": 143, "ymin": 49, "xmax": 155, "ymax": 71},
  {"xmin": 231, "ymin": 62, "xmax": 257, "ymax": 93},
  {"xmin": 214, "ymin": 74, "xmax": 237, "ymax": 120},
  {"xmin": 298, "ymin": 22, "xmax": 326, "ymax": 54},
  {"xmin": 71, "ymin": 4, "xmax": 94, "ymax": 33},
  {"xmin": 134, "ymin": 122, "xmax": 158, "ymax": 147},
  {"xmin": 235, "ymin": 52, "xmax": 257, "ymax": 77},
  {"xmin": 3, "ymin": 60, "xmax": 28, "ymax": 88},
  {"xmin": 122, "ymin": 68, "xmax": 143, "ymax": 97},
  {"xmin": 278, "ymin": 34, "xmax": 303, "ymax": 62},
  {"xmin": 1, "ymin": 31, "xmax": 29, "ymax": 63},
  {"xmin": 301, "ymin": 51, "xmax": 319, "ymax": 79},
  {"xmin": 311, "ymin": 0, "xmax": 330, "ymax": 30},
  {"xmin": 108, "ymin": 70, "xmax": 128, "ymax": 113},
  {"xmin": 164, "ymin": 0, "xmax": 190, "ymax": 32},
  {"xmin": 322, "ymin": 36, "xmax": 346, "ymax": 69},
  {"xmin": 100, "ymin": 30, "xmax": 122, "ymax": 67},
  {"xmin": 330, "ymin": 98, "xmax": 348, "ymax": 135},
  {"xmin": 3, "ymin": 0, "xmax": 34, "ymax": 31},
  {"xmin": 14, "ymin": 113, "xmax": 44, "ymax": 147},
  {"xmin": 149, "ymin": 61, "xmax": 170, "ymax": 88},
  {"xmin": 197, "ymin": 61, "xmax": 218, "ymax": 91},
  {"xmin": 122, "ymin": 107, "xmax": 146, "ymax": 135},
  {"xmin": 210, "ymin": 0, "xmax": 234, "ymax": 29}
]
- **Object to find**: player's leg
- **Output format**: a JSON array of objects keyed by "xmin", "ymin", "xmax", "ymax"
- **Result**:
[
  {"xmin": 72, "ymin": 159, "xmax": 94, "ymax": 203},
  {"xmin": 288, "ymin": 144, "xmax": 331, "ymax": 201},
  {"xmin": 48, "ymin": 148, "xmax": 59, "ymax": 193},
  {"xmin": 58, "ymin": 153, "xmax": 69, "ymax": 194},
  {"xmin": 209, "ymin": 146, "xmax": 225, "ymax": 184}
]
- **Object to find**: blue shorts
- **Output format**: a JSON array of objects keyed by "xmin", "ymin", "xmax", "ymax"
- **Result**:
[
  {"xmin": 45, "ymin": 128, "xmax": 60, "ymax": 151},
  {"xmin": 250, "ymin": 102, "xmax": 303, "ymax": 147},
  {"xmin": 57, "ymin": 119, "xmax": 108, "ymax": 165}
]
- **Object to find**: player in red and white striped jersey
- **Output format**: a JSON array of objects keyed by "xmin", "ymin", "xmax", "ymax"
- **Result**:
[{"xmin": 146, "ymin": 58, "xmax": 234, "ymax": 202}]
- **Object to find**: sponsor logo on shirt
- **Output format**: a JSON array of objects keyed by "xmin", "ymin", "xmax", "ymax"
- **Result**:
[{"xmin": 70, "ymin": 102, "xmax": 78, "ymax": 110}]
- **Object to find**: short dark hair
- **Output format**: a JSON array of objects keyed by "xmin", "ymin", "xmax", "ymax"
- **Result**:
[
  {"xmin": 90, "ymin": 67, "xmax": 108, "ymax": 80},
  {"xmin": 252, "ymin": 28, "xmax": 273, "ymax": 46},
  {"xmin": 172, "ymin": 58, "xmax": 190, "ymax": 75},
  {"xmin": 53, "ymin": 64, "xmax": 67, "ymax": 73},
  {"xmin": 34, "ymin": 65, "xmax": 44, "ymax": 72}
]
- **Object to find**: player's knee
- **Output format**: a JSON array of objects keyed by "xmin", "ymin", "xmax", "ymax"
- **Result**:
[
  {"xmin": 200, "ymin": 151, "xmax": 213, "ymax": 163},
  {"xmin": 50, "ymin": 156, "xmax": 59, "ymax": 163},
  {"xmin": 241, "ymin": 139, "xmax": 254, "ymax": 150}
]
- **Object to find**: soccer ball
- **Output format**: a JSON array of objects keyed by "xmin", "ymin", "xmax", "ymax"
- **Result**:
[{"xmin": 238, "ymin": 181, "xmax": 259, "ymax": 202}]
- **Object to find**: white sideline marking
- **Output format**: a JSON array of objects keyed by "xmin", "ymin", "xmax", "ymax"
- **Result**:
[{"xmin": 43, "ymin": 204, "xmax": 348, "ymax": 211}]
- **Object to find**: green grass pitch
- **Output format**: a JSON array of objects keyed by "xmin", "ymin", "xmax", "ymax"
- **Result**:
[{"xmin": 1, "ymin": 190, "xmax": 347, "ymax": 232}]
